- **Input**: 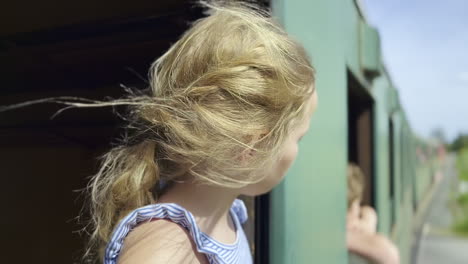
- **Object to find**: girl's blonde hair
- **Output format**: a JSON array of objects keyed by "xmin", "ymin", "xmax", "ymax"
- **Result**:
[
  {"xmin": 80, "ymin": 1, "xmax": 315, "ymax": 262},
  {"xmin": 347, "ymin": 163, "xmax": 365, "ymax": 208}
]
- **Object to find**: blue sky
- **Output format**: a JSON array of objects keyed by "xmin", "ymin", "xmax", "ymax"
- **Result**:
[{"xmin": 362, "ymin": 0, "xmax": 468, "ymax": 141}]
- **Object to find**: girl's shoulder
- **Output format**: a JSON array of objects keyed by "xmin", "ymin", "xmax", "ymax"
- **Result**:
[
  {"xmin": 117, "ymin": 218, "xmax": 208, "ymax": 264},
  {"xmin": 105, "ymin": 199, "xmax": 248, "ymax": 264}
]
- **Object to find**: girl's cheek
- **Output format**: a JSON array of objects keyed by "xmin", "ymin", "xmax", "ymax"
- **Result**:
[{"xmin": 279, "ymin": 143, "xmax": 299, "ymax": 176}]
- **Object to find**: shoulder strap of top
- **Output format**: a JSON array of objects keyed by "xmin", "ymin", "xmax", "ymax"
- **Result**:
[
  {"xmin": 104, "ymin": 199, "xmax": 249, "ymax": 264},
  {"xmin": 231, "ymin": 198, "xmax": 248, "ymax": 224},
  {"xmin": 104, "ymin": 203, "xmax": 218, "ymax": 263}
]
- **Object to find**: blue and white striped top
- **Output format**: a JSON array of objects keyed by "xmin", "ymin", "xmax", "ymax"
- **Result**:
[{"xmin": 104, "ymin": 199, "xmax": 252, "ymax": 264}]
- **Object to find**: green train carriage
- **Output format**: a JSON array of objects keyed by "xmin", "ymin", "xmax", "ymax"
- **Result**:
[
  {"xmin": 263, "ymin": 0, "xmax": 439, "ymax": 263},
  {"xmin": 0, "ymin": 0, "xmax": 440, "ymax": 263}
]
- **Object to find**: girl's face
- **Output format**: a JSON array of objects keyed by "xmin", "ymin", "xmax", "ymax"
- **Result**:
[{"xmin": 241, "ymin": 90, "xmax": 318, "ymax": 196}]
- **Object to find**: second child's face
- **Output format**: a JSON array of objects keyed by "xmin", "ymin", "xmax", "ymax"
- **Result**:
[{"xmin": 241, "ymin": 90, "xmax": 318, "ymax": 196}]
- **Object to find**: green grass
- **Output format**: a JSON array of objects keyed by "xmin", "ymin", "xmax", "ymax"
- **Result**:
[
  {"xmin": 457, "ymin": 192, "xmax": 468, "ymax": 205},
  {"xmin": 457, "ymin": 148, "xmax": 468, "ymax": 181},
  {"xmin": 453, "ymin": 218, "xmax": 468, "ymax": 237},
  {"xmin": 451, "ymin": 148, "xmax": 468, "ymax": 235},
  {"xmin": 450, "ymin": 193, "xmax": 468, "ymax": 235}
]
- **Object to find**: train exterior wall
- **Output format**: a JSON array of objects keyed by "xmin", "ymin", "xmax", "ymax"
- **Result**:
[
  {"xmin": 269, "ymin": 0, "xmax": 376, "ymax": 263},
  {"xmin": 372, "ymin": 75, "xmax": 393, "ymax": 236},
  {"xmin": 270, "ymin": 0, "xmax": 349, "ymax": 263},
  {"xmin": 270, "ymin": 0, "xmax": 436, "ymax": 263}
]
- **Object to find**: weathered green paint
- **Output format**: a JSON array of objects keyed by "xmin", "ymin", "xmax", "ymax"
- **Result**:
[
  {"xmin": 360, "ymin": 23, "xmax": 381, "ymax": 74},
  {"xmin": 271, "ymin": 0, "xmax": 348, "ymax": 263},
  {"xmin": 342, "ymin": 0, "xmax": 365, "ymax": 82},
  {"xmin": 372, "ymin": 76, "xmax": 392, "ymax": 236},
  {"xmin": 391, "ymin": 113, "xmax": 403, "ymax": 227},
  {"xmin": 269, "ymin": 1, "xmax": 436, "ymax": 263}
]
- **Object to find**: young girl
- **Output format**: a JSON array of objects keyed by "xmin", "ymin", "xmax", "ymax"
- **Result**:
[
  {"xmin": 83, "ymin": 2, "xmax": 317, "ymax": 264},
  {"xmin": 346, "ymin": 163, "xmax": 400, "ymax": 264}
]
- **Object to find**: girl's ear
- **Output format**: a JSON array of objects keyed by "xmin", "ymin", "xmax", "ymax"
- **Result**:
[{"xmin": 239, "ymin": 131, "xmax": 268, "ymax": 163}]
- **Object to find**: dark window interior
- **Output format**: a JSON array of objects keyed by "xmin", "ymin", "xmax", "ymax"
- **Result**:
[
  {"xmin": 254, "ymin": 193, "xmax": 270, "ymax": 264},
  {"xmin": 1, "ymin": 1, "xmax": 272, "ymax": 263},
  {"xmin": 389, "ymin": 118, "xmax": 396, "ymax": 226},
  {"xmin": 400, "ymin": 128, "xmax": 405, "ymax": 204},
  {"xmin": 0, "ymin": 2, "xmax": 204, "ymax": 263},
  {"xmin": 347, "ymin": 71, "xmax": 375, "ymax": 206}
]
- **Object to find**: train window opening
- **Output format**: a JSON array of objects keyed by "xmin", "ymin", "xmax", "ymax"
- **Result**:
[
  {"xmin": 238, "ymin": 194, "xmax": 270, "ymax": 264},
  {"xmin": 400, "ymin": 128, "xmax": 406, "ymax": 204},
  {"xmin": 1, "ymin": 1, "xmax": 276, "ymax": 263},
  {"xmin": 347, "ymin": 70, "xmax": 375, "ymax": 207},
  {"xmin": 0, "ymin": 3, "xmax": 207, "ymax": 263},
  {"xmin": 411, "ymin": 139, "xmax": 418, "ymax": 212},
  {"xmin": 2, "ymin": 3, "xmax": 207, "ymax": 94},
  {"xmin": 255, "ymin": 194, "xmax": 270, "ymax": 264},
  {"xmin": 389, "ymin": 118, "xmax": 396, "ymax": 227}
]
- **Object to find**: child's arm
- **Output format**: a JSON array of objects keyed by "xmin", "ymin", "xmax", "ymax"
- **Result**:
[
  {"xmin": 347, "ymin": 230, "xmax": 400, "ymax": 264},
  {"xmin": 347, "ymin": 201, "xmax": 400, "ymax": 264},
  {"xmin": 347, "ymin": 201, "xmax": 377, "ymax": 234},
  {"xmin": 117, "ymin": 220, "xmax": 209, "ymax": 264}
]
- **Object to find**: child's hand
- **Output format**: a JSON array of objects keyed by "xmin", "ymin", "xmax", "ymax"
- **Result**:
[
  {"xmin": 346, "ymin": 200, "xmax": 377, "ymax": 234},
  {"xmin": 346, "ymin": 200, "xmax": 361, "ymax": 231},
  {"xmin": 359, "ymin": 205, "xmax": 377, "ymax": 234},
  {"xmin": 346, "ymin": 201, "xmax": 400, "ymax": 264}
]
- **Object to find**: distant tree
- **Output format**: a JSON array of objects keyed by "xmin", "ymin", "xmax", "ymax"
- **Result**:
[
  {"xmin": 431, "ymin": 127, "xmax": 447, "ymax": 144},
  {"xmin": 450, "ymin": 134, "xmax": 468, "ymax": 152}
]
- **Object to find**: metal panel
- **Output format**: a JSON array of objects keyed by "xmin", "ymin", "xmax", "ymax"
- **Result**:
[
  {"xmin": 360, "ymin": 22, "xmax": 381, "ymax": 77},
  {"xmin": 271, "ymin": 0, "xmax": 348, "ymax": 263}
]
